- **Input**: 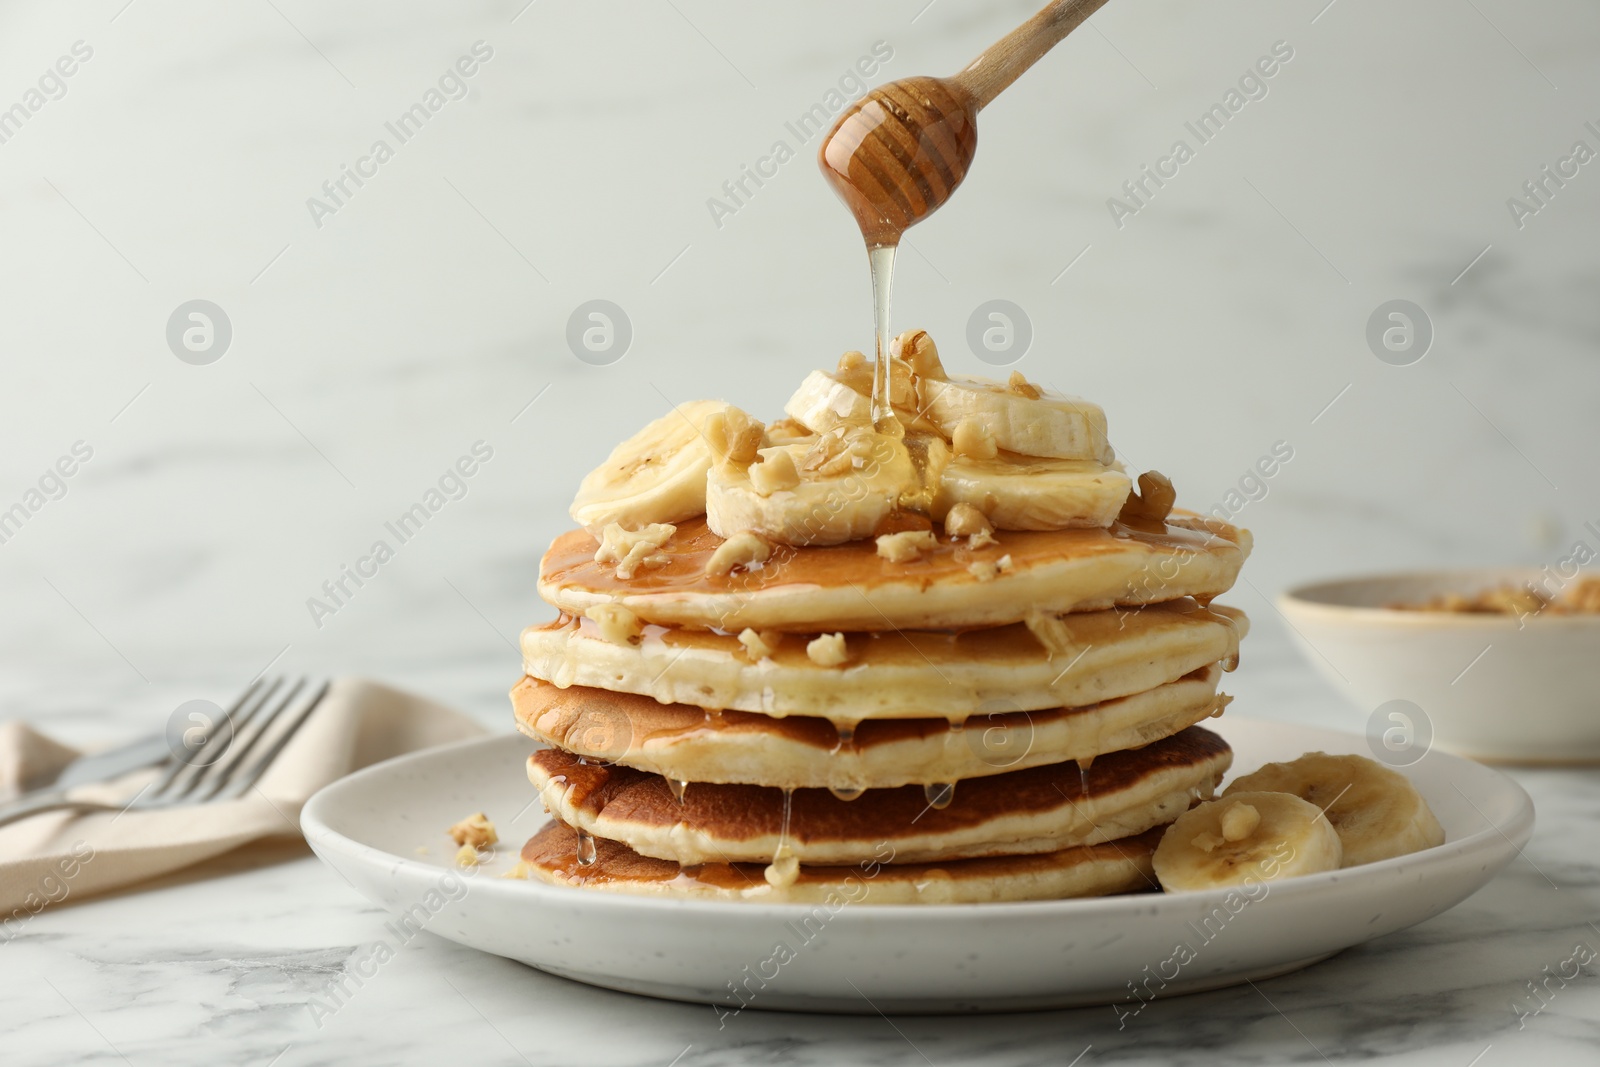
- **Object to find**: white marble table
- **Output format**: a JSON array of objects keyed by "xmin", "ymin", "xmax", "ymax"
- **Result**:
[{"xmin": 3, "ymin": 0, "xmax": 1598, "ymax": 1062}]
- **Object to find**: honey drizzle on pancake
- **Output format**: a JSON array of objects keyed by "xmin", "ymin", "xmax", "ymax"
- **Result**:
[
  {"xmin": 765, "ymin": 789, "xmax": 800, "ymax": 887},
  {"xmin": 924, "ymin": 782, "xmax": 955, "ymax": 810},
  {"xmin": 576, "ymin": 827, "xmax": 597, "ymax": 867}
]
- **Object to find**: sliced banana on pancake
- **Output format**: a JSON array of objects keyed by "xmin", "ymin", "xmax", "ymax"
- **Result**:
[
  {"xmin": 1224, "ymin": 753, "xmax": 1444, "ymax": 867},
  {"xmin": 525, "ymin": 726, "xmax": 1231, "ymax": 866},
  {"xmin": 920, "ymin": 373, "xmax": 1115, "ymax": 463},
  {"xmin": 522, "ymin": 599, "xmax": 1245, "ymax": 719},
  {"xmin": 705, "ymin": 433, "xmax": 946, "ymax": 546},
  {"xmin": 520, "ymin": 820, "xmax": 1162, "ymax": 903},
  {"xmin": 933, "ymin": 452, "xmax": 1131, "ymax": 530},
  {"xmin": 538, "ymin": 514, "xmax": 1250, "ymax": 632},
  {"xmin": 1152, "ymin": 791, "xmax": 1343, "ymax": 891},
  {"xmin": 783, "ymin": 362, "xmax": 939, "ymax": 436},
  {"xmin": 570, "ymin": 399, "xmax": 730, "ymax": 531},
  {"xmin": 512, "ymin": 664, "xmax": 1228, "ymax": 790}
]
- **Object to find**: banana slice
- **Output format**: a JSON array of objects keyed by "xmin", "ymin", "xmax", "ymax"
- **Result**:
[
  {"xmin": 920, "ymin": 374, "xmax": 1114, "ymax": 463},
  {"xmin": 570, "ymin": 400, "xmax": 728, "ymax": 531},
  {"xmin": 705, "ymin": 432, "xmax": 947, "ymax": 546},
  {"xmin": 1153, "ymin": 791, "xmax": 1342, "ymax": 892},
  {"xmin": 784, "ymin": 363, "xmax": 939, "ymax": 436},
  {"xmin": 934, "ymin": 453, "xmax": 1131, "ymax": 530},
  {"xmin": 1224, "ymin": 753, "xmax": 1444, "ymax": 867}
]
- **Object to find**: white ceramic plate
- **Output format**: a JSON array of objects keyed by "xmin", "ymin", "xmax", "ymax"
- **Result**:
[{"xmin": 301, "ymin": 717, "xmax": 1532, "ymax": 1013}]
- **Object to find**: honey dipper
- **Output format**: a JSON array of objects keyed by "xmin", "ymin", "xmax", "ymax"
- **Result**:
[{"xmin": 819, "ymin": 0, "xmax": 1111, "ymax": 247}]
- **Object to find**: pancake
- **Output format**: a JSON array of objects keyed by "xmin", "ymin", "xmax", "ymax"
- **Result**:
[
  {"xmin": 524, "ymin": 726, "xmax": 1231, "ymax": 865},
  {"xmin": 538, "ymin": 513, "xmax": 1250, "ymax": 633},
  {"xmin": 512, "ymin": 664, "xmax": 1229, "ymax": 790},
  {"xmin": 523, "ymin": 599, "xmax": 1247, "ymax": 719},
  {"xmin": 520, "ymin": 820, "xmax": 1162, "ymax": 903}
]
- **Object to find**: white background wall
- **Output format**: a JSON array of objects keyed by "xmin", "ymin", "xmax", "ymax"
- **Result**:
[{"xmin": 0, "ymin": 0, "xmax": 1595, "ymax": 736}]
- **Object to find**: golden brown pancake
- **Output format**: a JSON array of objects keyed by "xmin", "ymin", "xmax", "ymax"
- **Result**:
[
  {"xmin": 538, "ymin": 514, "xmax": 1250, "ymax": 632},
  {"xmin": 520, "ymin": 820, "xmax": 1163, "ymax": 903},
  {"xmin": 525, "ymin": 726, "xmax": 1231, "ymax": 865},
  {"xmin": 522, "ymin": 599, "xmax": 1246, "ymax": 719},
  {"xmin": 512, "ymin": 664, "xmax": 1228, "ymax": 790}
]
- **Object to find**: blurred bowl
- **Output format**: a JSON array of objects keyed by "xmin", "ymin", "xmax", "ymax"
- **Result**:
[{"xmin": 1280, "ymin": 569, "xmax": 1600, "ymax": 764}]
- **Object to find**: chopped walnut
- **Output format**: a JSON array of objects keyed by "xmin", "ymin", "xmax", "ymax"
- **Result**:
[
  {"xmin": 892, "ymin": 329, "xmax": 946, "ymax": 380},
  {"xmin": 499, "ymin": 861, "xmax": 532, "ymax": 880},
  {"xmin": 706, "ymin": 530, "xmax": 772, "ymax": 576},
  {"xmin": 806, "ymin": 632, "xmax": 851, "ymax": 667},
  {"xmin": 594, "ymin": 522, "xmax": 675, "ymax": 580},
  {"xmin": 1006, "ymin": 371, "xmax": 1043, "ymax": 400},
  {"xmin": 1220, "ymin": 802, "xmax": 1260, "ymax": 842},
  {"xmin": 951, "ymin": 418, "xmax": 998, "ymax": 460},
  {"xmin": 749, "ymin": 447, "xmax": 801, "ymax": 496},
  {"xmin": 944, "ymin": 503, "xmax": 996, "ymax": 547},
  {"xmin": 738, "ymin": 628, "xmax": 783, "ymax": 661},
  {"xmin": 1119, "ymin": 471, "xmax": 1176, "ymax": 525},
  {"xmin": 587, "ymin": 603, "xmax": 642, "ymax": 645},
  {"xmin": 837, "ymin": 350, "xmax": 867, "ymax": 375},
  {"xmin": 455, "ymin": 844, "xmax": 482, "ymax": 867},
  {"xmin": 967, "ymin": 553, "xmax": 1014, "ymax": 583},
  {"xmin": 876, "ymin": 529, "xmax": 938, "ymax": 563},
  {"xmin": 449, "ymin": 812, "xmax": 499, "ymax": 849},
  {"xmin": 1025, "ymin": 609, "xmax": 1079, "ymax": 658},
  {"xmin": 706, "ymin": 408, "xmax": 764, "ymax": 471}
]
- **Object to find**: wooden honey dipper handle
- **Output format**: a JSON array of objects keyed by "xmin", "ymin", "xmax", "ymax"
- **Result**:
[{"xmin": 951, "ymin": 0, "xmax": 1112, "ymax": 110}]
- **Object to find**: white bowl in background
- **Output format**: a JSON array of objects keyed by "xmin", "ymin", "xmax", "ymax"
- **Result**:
[{"xmin": 1280, "ymin": 568, "xmax": 1600, "ymax": 763}]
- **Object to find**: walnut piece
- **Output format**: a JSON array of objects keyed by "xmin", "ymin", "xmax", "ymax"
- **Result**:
[
  {"xmin": 455, "ymin": 844, "xmax": 481, "ymax": 867},
  {"xmin": 1118, "ymin": 470, "xmax": 1177, "ymax": 525},
  {"xmin": 966, "ymin": 553, "xmax": 1014, "ymax": 583},
  {"xmin": 1024, "ymin": 609, "xmax": 1079, "ymax": 658},
  {"xmin": 806, "ymin": 632, "xmax": 851, "ymax": 667},
  {"xmin": 593, "ymin": 522, "xmax": 675, "ymax": 580},
  {"xmin": 706, "ymin": 530, "xmax": 772, "ymax": 576},
  {"xmin": 944, "ymin": 503, "xmax": 996, "ymax": 547},
  {"xmin": 1220, "ymin": 802, "xmax": 1260, "ymax": 842},
  {"xmin": 876, "ymin": 529, "xmax": 938, "ymax": 563},
  {"xmin": 1006, "ymin": 371, "xmax": 1042, "ymax": 400},
  {"xmin": 587, "ymin": 603, "xmax": 642, "ymax": 645},
  {"xmin": 449, "ymin": 811, "xmax": 499, "ymax": 849},
  {"xmin": 951, "ymin": 418, "xmax": 998, "ymax": 460},
  {"xmin": 738, "ymin": 628, "xmax": 783, "ymax": 661},
  {"xmin": 749, "ymin": 447, "xmax": 801, "ymax": 496},
  {"xmin": 705, "ymin": 408, "xmax": 763, "ymax": 471},
  {"xmin": 892, "ymin": 329, "xmax": 946, "ymax": 380}
]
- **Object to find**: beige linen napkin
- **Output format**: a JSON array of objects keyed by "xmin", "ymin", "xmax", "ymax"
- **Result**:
[{"xmin": 0, "ymin": 678, "xmax": 487, "ymax": 918}]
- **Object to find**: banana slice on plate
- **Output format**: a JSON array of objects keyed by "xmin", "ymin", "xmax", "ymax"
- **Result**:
[
  {"xmin": 935, "ymin": 453, "xmax": 1131, "ymax": 530},
  {"xmin": 706, "ymin": 432, "xmax": 946, "ymax": 547},
  {"xmin": 920, "ymin": 373, "xmax": 1114, "ymax": 463},
  {"xmin": 1224, "ymin": 753, "xmax": 1445, "ymax": 867},
  {"xmin": 570, "ymin": 399, "xmax": 730, "ymax": 532},
  {"xmin": 1153, "ymin": 791, "xmax": 1343, "ymax": 892}
]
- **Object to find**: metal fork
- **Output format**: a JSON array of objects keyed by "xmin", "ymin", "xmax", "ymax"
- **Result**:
[{"xmin": 0, "ymin": 677, "xmax": 330, "ymax": 831}]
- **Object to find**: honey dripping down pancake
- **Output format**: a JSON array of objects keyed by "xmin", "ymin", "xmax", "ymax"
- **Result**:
[
  {"xmin": 539, "ymin": 513, "xmax": 1250, "ymax": 634},
  {"xmin": 525, "ymin": 725, "xmax": 1232, "ymax": 866},
  {"xmin": 523, "ymin": 597, "xmax": 1246, "ymax": 720},
  {"xmin": 512, "ymin": 663, "xmax": 1230, "ymax": 791},
  {"xmin": 521, "ymin": 821, "xmax": 1163, "ymax": 904}
]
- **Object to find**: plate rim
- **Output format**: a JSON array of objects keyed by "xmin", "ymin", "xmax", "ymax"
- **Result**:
[{"xmin": 301, "ymin": 716, "xmax": 1535, "ymax": 921}]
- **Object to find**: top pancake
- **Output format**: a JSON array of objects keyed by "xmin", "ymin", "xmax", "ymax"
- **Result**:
[{"xmin": 539, "ymin": 513, "xmax": 1250, "ymax": 632}]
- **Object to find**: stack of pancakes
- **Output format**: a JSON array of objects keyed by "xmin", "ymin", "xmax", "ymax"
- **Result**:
[{"xmin": 512, "ymin": 349, "xmax": 1251, "ymax": 903}]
